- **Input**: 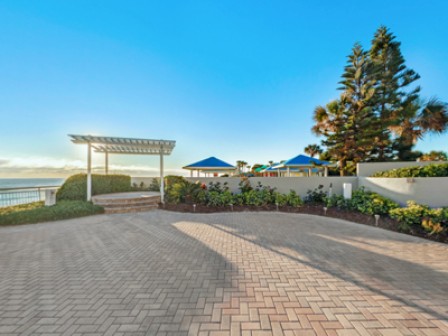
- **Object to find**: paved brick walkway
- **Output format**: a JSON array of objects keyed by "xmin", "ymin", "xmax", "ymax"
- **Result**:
[{"xmin": 0, "ymin": 211, "xmax": 447, "ymax": 336}]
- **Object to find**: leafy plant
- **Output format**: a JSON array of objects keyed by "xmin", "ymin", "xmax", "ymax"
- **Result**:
[
  {"xmin": 238, "ymin": 178, "xmax": 252, "ymax": 193},
  {"xmin": 232, "ymin": 193, "xmax": 245, "ymax": 206},
  {"xmin": 286, "ymin": 190, "xmax": 303, "ymax": 207},
  {"xmin": 421, "ymin": 219, "xmax": 444, "ymax": 235},
  {"xmin": 207, "ymin": 181, "xmax": 229, "ymax": 193},
  {"xmin": 304, "ymin": 185, "xmax": 327, "ymax": 204},
  {"xmin": 389, "ymin": 201, "xmax": 430, "ymax": 232},
  {"xmin": 206, "ymin": 191, "xmax": 233, "ymax": 207},
  {"xmin": 166, "ymin": 179, "xmax": 202, "ymax": 204},
  {"xmin": 273, "ymin": 192, "xmax": 288, "ymax": 206},
  {"xmin": 326, "ymin": 194, "xmax": 348, "ymax": 209},
  {"xmin": 348, "ymin": 188, "xmax": 398, "ymax": 215}
]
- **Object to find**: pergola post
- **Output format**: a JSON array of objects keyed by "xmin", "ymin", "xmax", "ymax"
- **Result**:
[
  {"xmin": 160, "ymin": 149, "xmax": 165, "ymax": 203},
  {"xmin": 87, "ymin": 142, "xmax": 92, "ymax": 201},
  {"xmin": 105, "ymin": 151, "xmax": 109, "ymax": 175}
]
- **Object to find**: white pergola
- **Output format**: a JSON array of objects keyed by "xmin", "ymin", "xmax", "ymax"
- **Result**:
[{"xmin": 69, "ymin": 134, "xmax": 176, "ymax": 202}]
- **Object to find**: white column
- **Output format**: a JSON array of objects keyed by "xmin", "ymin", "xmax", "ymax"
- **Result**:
[
  {"xmin": 160, "ymin": 150, "xmax": 165, "ymax": 203},
  {"xmin": 190, "ymin": 170, "xmax": 193, "ymax": 177},
  {"xmin": 287, "ymin": 167, "xmax": 290, "ymax": 177},
  {"xmin": 308, "ymin": 168, "xmax": 312, "ymax": 177},
  {"xmin": 105, "ymin": 152, "xmax": 109, "ymax": 175},
  {"xmin": 87, "ymin": 142, "xmax": 92, "ymax": 201},
  {"xmin": 277, "ymin": 169, "xmax": 280, "ymax": 177},
  {"xmin": 324, "ymin": 166, "xmax": 328, "ymax": 177}
]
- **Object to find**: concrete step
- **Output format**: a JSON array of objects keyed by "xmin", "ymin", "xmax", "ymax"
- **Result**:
[
  {"xmin": 92, "ymin": 192, "xmax": 161, "ymax": 214},
  {"xmin": 95, "ymin": 200, "xmax": 159, "ymax": 208},
  {"xmin": 92, "ymin": 195, "xmax": 161, "ymax": 205},
  {"xmin": 103, "ymin": 204, "xmax": 159, "ymax": 214}
]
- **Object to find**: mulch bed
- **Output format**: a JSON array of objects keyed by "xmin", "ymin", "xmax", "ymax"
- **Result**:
[{"xmin": 160, "ymin": 203, "xmax": 448, "ymax": 244}]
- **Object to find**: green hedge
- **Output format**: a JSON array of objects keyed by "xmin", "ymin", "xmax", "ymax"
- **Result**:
[
  {"xmin": 372, "ymin": 163, "xmax": 448, "ymax": 177},
  {"xmin": 0, "ymin": 201, "xmax": 104, "ymax": 226},
  {"xmin": 57, "ymin": 174, "xmax": 132, "ymax": 201}
]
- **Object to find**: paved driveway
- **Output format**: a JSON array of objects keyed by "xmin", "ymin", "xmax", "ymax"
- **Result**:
[{"xmin": 0, "ymin": 211, "xmax": 447, "ymax": 336}]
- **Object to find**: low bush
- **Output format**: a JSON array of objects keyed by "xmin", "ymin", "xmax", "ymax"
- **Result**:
[
  {"xmin": 164, "ymin": 178, "xmax": 304, "ymax": 208},
  {"xmin": 389, "ymin": 201, "xmax": 448, "ymax": 233},
  {"xmin": 372, "ymin": 163, "xmax": 448, "ymax": 177},
  {"xmin": 0, "ymin": 201, "xmax": 104, "ymax": 226},
  {"xmin": 148, "ymin": 178, "xmax": 160, "ymax": 192},
  {"xmin": 348, "ymin": 188, "xmax": 399, "ymax": 216},
  {"xmin": 166, "ymin": 178, "xmax": 203, "ymax": 204},
  {"xmin": 325, "ymin": 194, "xmax": 348, "ymax": 209},
  {"xmin": 304, "ymin": 185, "xmax": 327, "ymax": 204},
  {"xmin": 57, "ymin": 174, "xmax": 132, "ymax": 201},
  {"xmin": 206, "ymin": 191, "xmax": 233, "ymax": 207}
]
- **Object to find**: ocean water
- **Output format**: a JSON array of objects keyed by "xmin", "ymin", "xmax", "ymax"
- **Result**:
[
  {"xmin": 0, "ymin": 178, "xmax": 65, "ymax": 189},
  {"xmin": 0, "ymin": 178, "xmax": 65, "ymax": 207}
]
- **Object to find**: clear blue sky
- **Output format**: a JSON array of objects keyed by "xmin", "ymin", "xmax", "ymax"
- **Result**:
[{"xmin": 0, "ymin": 1, "xmax": 447, "ymax": 177}]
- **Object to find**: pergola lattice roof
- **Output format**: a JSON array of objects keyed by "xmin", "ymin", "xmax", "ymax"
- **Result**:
[{"xmin": 69, "ymin": 134, "xmax": 176, "ymax": 155}]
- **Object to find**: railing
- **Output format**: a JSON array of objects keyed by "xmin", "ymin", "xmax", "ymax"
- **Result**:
[{"xmin": 0, "ymin": 186, "xmax": 60, "ymax": 208}]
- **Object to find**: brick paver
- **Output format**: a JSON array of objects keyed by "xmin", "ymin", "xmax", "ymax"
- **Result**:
[{"xmin": 0, "ymin": 210, "xmax": 447, "ymax": 335}]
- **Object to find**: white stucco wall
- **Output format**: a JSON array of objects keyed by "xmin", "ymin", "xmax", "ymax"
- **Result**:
[
  {"xmin": 357, "ymin": 161, "xmax": 441, "ymax": 177},
  {"xmin": 358, "ymin": 177, "xmax": 448, "ymax": 207}
]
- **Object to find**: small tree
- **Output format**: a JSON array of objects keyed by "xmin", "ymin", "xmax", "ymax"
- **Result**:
[
  {"xmin": 419, "ymin": 150, "xmax": 448, "ymax": 161},
  {"xmin": 304, "ymin": 144, "xmax": 323, "ymax": 158}
]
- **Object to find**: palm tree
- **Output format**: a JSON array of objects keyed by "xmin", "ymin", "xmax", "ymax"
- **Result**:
[
  {"xmin": 304, "ymin": 144, "xmax": 323, "ymax": 158},
  {"xmin": 236, "ymin": 160, "xmax": 247, "ymax": 174},
  {"xmin": 392, "ymin": 98, "xmax": 448, "ymax": 160},
  {"xmin": 268, "ymin": 160, "xmax": 274, "ymax": 166}
]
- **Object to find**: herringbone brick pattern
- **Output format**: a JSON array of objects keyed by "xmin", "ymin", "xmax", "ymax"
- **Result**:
[{"xmin": 0, "ymin": 211, "xmax": 447, "ymax": 335}]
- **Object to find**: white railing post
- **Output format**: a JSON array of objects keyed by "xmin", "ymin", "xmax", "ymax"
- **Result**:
[
  {"xmin": 87, "ymin": 142, "xmax": 92, "ymax": 201},
  {"xmin": 160, "ymin": 149, "xmax": 164, "ymax": 203}
]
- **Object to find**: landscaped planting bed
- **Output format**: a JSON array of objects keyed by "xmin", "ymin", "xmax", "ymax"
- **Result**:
[{"xmin": 162, "ymin": 176, "xmax": 448, "ymax": 244}]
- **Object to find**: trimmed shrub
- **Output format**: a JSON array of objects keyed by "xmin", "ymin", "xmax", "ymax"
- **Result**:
[
  {"xmin": 57, "ymin": 174, "xmax": 132, "ymax": 201},
  {"xmin": 0, "ymin": 201, "xmax": 104, "ymax": 226},
  {"xmin": 372, "ymin": 163, "xmax": 448, "ymax": 177}
]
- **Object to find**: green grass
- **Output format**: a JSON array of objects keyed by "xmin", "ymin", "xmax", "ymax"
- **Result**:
[{"xmin": 0, "ymin": 201, "xmax": 104, "ymax": 226}]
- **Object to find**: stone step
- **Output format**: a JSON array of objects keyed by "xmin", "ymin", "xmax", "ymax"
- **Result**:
[
  {"xmin": 103, "ymin": 204, "xmax": 159, "ymax": 214},
  {"xmin": 92, "ymin": 196, "xmax": 161, "ymax": 205},
  {"xmin": 92, "ymin": 192, "xmax": 161, "ymax": 214},
  {"xmin": 94, "ymin": 200, "xmax": 160, "ymax": 208}
]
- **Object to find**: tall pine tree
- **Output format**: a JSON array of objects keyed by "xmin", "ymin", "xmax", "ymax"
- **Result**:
[
  {"xmin": 313, "ymin": 44, "xmax": 380, "ymax": 175},
  {"xmin": 370, "ymin": 26, "xmax": 421, "ymax": 160}
]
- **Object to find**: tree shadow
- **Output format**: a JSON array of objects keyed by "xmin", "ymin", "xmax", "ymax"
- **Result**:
[{"xmin": 174, "ymin": 211, "xmax": 448, "ymax": 322}]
